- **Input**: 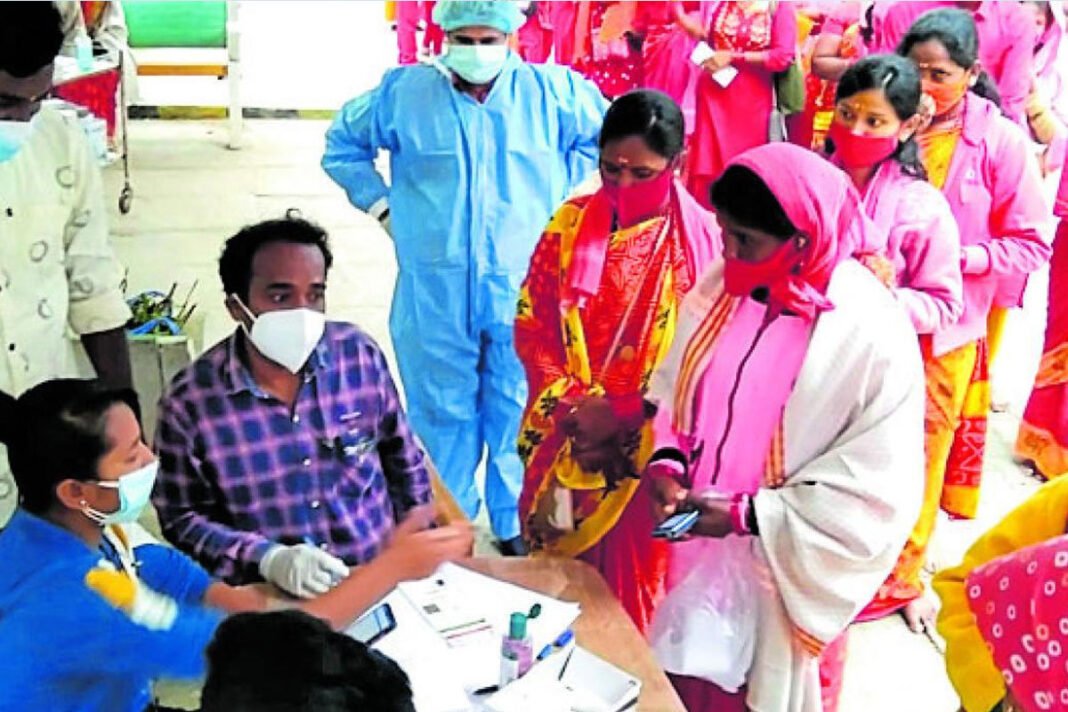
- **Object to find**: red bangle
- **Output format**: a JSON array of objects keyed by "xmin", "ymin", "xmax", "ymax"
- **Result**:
[{"xmin": 729, "ymin": 493, "xmax": 752, "ymax": 536}]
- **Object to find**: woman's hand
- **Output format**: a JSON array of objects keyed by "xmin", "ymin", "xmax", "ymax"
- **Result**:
[
  {"xmin": 649, "ymin": 472, "xmax": 689, "ymax": 523},
  {"xmin": 916, "ymin": 93, "xmax": 936, "ymax": 133},
  {"xmin": 685, "ymin": 492, "xmax": 733, "ymax": 538},
  {"xmin": 529, "ymin": 481, "xmax": 568, "ymax": 543},
  {"xmin": 380, "ymin": 506, "xmax": 474, "ymax": 581},
  {"xmin": 561, "ymin": 396, "xmax": 621, "ymax": 454},
  {"xmin": 702, "ymin": 50, "xmax": 733, "ymax": 74}
]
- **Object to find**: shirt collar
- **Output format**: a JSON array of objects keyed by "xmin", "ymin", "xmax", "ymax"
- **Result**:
[{"xmin": 222, "ymin": 328, "xmax": 332, "ymax": 396}]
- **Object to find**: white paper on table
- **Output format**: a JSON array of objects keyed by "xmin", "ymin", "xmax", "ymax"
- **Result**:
[
  {"xmin": 711, "ymin": 65, "xmax": 739, "ymax": 88},
  {"xmin": 399, "ymin": 563, "xmax": 582, "ymax": 693},
  {"xmin": 344, "ymin": 589, "xmax": 471, "ymax": 712},
  {"xmin": 484, "ymin": 645, "xmax": 641, "ymax": 712},
  {"xmin": 690, "ymin": 40, "xmax": 715, "ymax": 66}
]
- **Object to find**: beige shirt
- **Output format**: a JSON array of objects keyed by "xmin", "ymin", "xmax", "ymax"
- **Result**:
[
  {"xmin": 0, "ymin": 105, "xmax": 131, "ymax": 398},
  {"xmin": 0, "ymin": 106, "xmax": 131, "ymax": 526}
]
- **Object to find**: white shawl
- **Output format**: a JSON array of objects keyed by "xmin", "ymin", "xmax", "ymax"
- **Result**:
[{"xmin": 648, "ymin": 260, "xmax": 926, "ymax": 712}]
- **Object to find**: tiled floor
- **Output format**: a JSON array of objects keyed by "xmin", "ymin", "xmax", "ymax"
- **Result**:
[{"xmin": 108, "ymin": 117, "xmax": 1048, "ymax": 712}]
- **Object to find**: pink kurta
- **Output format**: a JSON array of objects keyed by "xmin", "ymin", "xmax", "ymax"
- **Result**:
[
  {"xmin": 875, "ymin": 0, "xmax": 1035, "ymax": 126},
  {"xmin": 652, "ymin": 296, "xmax": 810, "ymax": 588},
  {"xmin": 1036, "ymin": 3, "xmax": 1068, "ymax": 174},
  {"xmin": 928, "ymin": 94, "xmax": 1050, "ymax": 356},
  {"xmin": 686, "ymin": 1, "xmax": 797, "ymax": 207},
  {"xmin": 852, "ymin": 160, "xmax": 963, "ymax": 335}
]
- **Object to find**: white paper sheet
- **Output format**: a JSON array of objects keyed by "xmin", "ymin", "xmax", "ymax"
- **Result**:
[
  {"xmin": 484, "ymin": 645, "xmax": 641, "ymax": 712},
  {"xmin": 345, "ymin": 564, "xmax": 583, "ymax": 710},
  {"xmin": 690, "ymin": 41, "xmax": 715, "ymax": 66},
  {"xmin": 344, "ymin": 589, "xmax": 471, "ymax": 712},
  {"xmin": 711, "ymin": 65, "xmax": 739, "ymax": 88},
  {"xmin": 399, "ymin": 563, "xmax": 582, "ymax": 693}
]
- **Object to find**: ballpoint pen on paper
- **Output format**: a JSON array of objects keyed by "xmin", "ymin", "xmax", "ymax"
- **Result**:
[
  {"xmin": 537, "ymin": 629, "xmax": 575, "ymax": 661},
  {"xmin": 556, "ymin": 647, "xmax": 576, "ymax": 681}
]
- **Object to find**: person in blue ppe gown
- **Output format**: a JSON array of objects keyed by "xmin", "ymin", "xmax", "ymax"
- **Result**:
[{"xmin": 322, "ymin": 0, "xmax": 607, "ymax": 555}]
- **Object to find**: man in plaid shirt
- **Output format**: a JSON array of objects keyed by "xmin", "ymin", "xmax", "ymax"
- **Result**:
[{"xmin": 153, "ymin": 215, "xmax": 432, "ymax": 598}]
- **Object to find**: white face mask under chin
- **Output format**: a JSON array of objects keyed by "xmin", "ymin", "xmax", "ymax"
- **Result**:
[{"xmin": 233, "ymin": 296, "xmax": 326, "ymax": 374}]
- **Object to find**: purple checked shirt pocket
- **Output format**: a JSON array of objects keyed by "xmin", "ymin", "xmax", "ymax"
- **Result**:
[{"xmin": 333, "ymin": 429, "xmax": 382, "ymax": 498}]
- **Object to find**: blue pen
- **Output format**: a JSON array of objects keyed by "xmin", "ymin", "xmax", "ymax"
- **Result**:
[{"xmin": 536, "ymin": 629, "xmax": 575, "ymax": 661}]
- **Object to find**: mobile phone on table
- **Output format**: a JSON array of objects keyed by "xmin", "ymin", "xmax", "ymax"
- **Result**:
[
  {"xmin": 652, "ymin": 509, "xmax": 699, "ymax": 540},
  {"xmin": 350, "ymin": 602, "xmax": 397, "ymax": 646}
]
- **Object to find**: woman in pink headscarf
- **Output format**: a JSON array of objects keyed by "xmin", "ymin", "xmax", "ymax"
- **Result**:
[{"xmin": 645, "ymin": 143, "xmax": 926, "ymax": 712}]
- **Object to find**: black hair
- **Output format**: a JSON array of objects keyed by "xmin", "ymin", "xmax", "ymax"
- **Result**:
[
  {"xmin": 0, "ymin": 2, "xmax": 64, "ymax": 79},
  {"xmin": 599, "ymin": 89, "xmax": 686, "ymax": 160},
  {"xmin": 897, "ymin": 8, "xmax": 1003, "ymax": 109},
  {"xmin": 219, "ymin": 211, "xmax": 334, "ymax": 303},
  {"xmin": 201, "ymin": 610, "xmax": 416, "ymax": 712},
  {"xmin": 0, "ymin": 380, "xmax": 140, "ymax": 515},
  {"xmin": 1028, "ymin": 2, "xmax": 1053, "ymax": 52},
  {"xmin": 859, "ymin": 3, "xmax": 876, "ymax": 47},
  {"xmin": 831, "ymin": 54, "xmax": 928, "ymax": 180},
  {"xmin": 709, "ymin": 166, "xmax": 797, "ymax": 239}
]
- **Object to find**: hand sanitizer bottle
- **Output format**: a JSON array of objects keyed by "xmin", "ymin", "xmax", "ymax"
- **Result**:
[{"xmin": 500, "ymin": 612, "xmax": 534, "ymax": 687}]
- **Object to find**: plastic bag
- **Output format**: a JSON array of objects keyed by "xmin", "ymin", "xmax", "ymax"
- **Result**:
[{"xmin": 648, "ymin": 537, "xmax": 758, "ymax": 693}]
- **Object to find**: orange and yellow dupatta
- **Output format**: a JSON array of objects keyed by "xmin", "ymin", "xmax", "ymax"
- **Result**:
[{"xmin": 517, "ymin": 204, "xmax": 681, "ymax": 557}]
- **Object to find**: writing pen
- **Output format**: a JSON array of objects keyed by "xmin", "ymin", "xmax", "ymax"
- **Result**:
[
  {"xmin": 537, "ymin": 629, "xmax": 575, "ymax": 661},
  {"xmin": 473, "ymin": 629, "xmax": 576, "ymax": 696}
]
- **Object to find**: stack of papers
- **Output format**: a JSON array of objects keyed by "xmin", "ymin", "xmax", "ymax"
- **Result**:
[
  {"xmin": 485, "ymin": 645, "xmax": 642, "ymax": 712},
  {"xmin": 398, "ymin": 563, "xmax": 582, "ymax": 693},
  {"xmin": 345, "ymin": 563, "xmax": 584, "ymax": 711}
]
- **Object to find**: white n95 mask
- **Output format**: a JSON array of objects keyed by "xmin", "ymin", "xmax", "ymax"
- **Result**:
[
  {"xmin": 442, "ymin": 44, "xmax": 509, "ymax": 85},
  {"xmin": 234, "ymin": 296, "xmax": 326, "ymax": 374}
]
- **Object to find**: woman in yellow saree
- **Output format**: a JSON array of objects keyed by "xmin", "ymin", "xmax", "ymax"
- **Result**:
[{"xmin": 515, "ymin": 89, "xmax": 719, "ymax": 631}]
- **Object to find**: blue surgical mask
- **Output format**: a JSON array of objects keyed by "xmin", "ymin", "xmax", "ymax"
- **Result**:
[
  {"xmin": 0, "ymin": 119, "xmax": 34, "ymax": 163},
  {"xmin": 442, "ymin": 44, "xmax": 509, "ymax": 85},
  {"xmin": 83, "ymin": 460, "xmax": 159, "ymax": 526}
]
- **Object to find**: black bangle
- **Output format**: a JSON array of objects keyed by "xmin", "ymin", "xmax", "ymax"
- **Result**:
[{"xmin": 745, "ymin": 495, "xmax": 759, "ymax": 536}]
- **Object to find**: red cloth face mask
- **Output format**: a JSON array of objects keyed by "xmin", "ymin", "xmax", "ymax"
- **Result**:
[
  {"xmin": 601, "ymin": 165, "xmax": 675, "ymax": 226},
  {"xmin": 922, "ymin": 77, "xmax": 969, "ymax": 117},
  {"xmin": 828, "ymin": 120, "xmax": 899, "ymax": 169},
  {"xmin": 723, "ymin": 238, "xmax": 803, "ymax": 298}
]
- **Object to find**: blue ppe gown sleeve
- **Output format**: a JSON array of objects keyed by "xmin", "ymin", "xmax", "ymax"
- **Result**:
[
  {"xmin": 554, "ymin": 68, "xmax": 609, "ymax": 191},
  {"xmin": 322, "ymin": 87, "xmax": 391, "ymax": 213}
]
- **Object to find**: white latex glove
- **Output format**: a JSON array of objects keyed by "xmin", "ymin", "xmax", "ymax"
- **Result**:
[{"xmin": 258, "ymin": 544, "xmax": 350, "ymax": 599}]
